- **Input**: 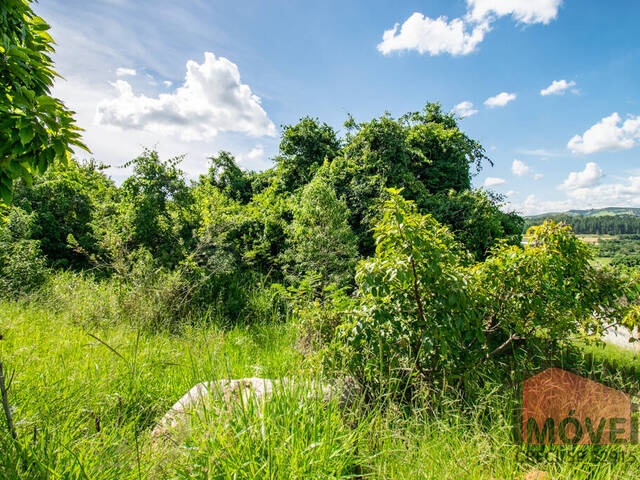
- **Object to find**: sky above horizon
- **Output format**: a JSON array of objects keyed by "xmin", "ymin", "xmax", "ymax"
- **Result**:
[{"xmin": 36, "ymin": 0, "xmax": 640, "ymax": 215}]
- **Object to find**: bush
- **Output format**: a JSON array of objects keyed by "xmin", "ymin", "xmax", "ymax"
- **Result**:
[
  {"xmin": 611, "ymin": 254, "xmax": 640, "ymax": 268},
  {"xmin": 326, "ymin": 190, "xmax": 629, "ymax": 400},
  {"xmin": 283, "ymin": 174, "xmax": 358, "ymax": 289},
  {"xmin": 0, "ymin": 208, "xmax": 48, "ymax": 297},
  {"xmin": 0, "ymin": 239, "xmax": 48, "ymax": 297},
  {"xmin": 12, "ymin": 159, "xmax": 115, "ymax": 269}
]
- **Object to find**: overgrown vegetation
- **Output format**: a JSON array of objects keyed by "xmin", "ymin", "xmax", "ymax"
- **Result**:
[{"xmin": 3, "ymin": 2, "xmax": 640, "ymax": 477}]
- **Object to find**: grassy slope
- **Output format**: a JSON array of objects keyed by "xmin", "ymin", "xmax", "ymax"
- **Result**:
[{"xmin": 2, "ymin": 279, "xmax": 640, "ymax": 478}]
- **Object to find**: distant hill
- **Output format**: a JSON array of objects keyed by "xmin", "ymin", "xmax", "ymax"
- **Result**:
[
  {"xmin": 527, "ymin": 207, "xmax": 640, "ymax": 221},
  {"xmin": 525, "ymin": 208, "xmax": 640, "ymax": 235}
]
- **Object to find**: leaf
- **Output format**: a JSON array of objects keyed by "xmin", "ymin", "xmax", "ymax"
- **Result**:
[
  {"xmin": 19, "ymin": 126, "xmax": 35, "ymax": 145},
  {"xmin": 0, "ymin": 184, "xmax": 12, "ymax": 205}
]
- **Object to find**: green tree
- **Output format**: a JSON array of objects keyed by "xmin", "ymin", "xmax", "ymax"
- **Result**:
[
  {"xmin": 120, "ymin": 150, "xmax": 195, "ymax": 266},
  {"xmin": 204, "ymin": 151, "xmax": 253, "ymax": 203},
  {"xmin": 420, "ymin": 189, "xmax": 524, "ymax": 260},
  {"xmin": 328, "ymin": 191, "xmax": 627, "ymax": 397},
  {"xmin": 324, "ymin": 103, "xmax": 493, "ymax": 255},
  {"xmin": 284, "ymin": 174, "xmax": 358, "ymax": 288},
  {"xmin": 0, "ymin": 207, "xmax": 47, "ymax": 295},
  {"xmin": 275, "ymin": 117, "xmax": 341, "ymax": 192},
  {"xmin": 1, "ymin": 0, "xmax": 87, "ymax": 206},
  {"xmin": 12, "ymin": 158, "xmax": 115, "ymax": 268}
]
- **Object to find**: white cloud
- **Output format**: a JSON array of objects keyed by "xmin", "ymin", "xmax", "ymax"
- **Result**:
[
  {"xmin": 484, "ymin": 176, "xmax": 506, "ymax": 187},
  {"xmin": 517, "ymin": 176, "xmax": 640, "ymax": 215},
  {"xmin": 163, "ymin": 80, "xmax": 172, "ymax": 87},
  {"xmin": 533, "ymin": 173, "xmax": 544, "ymax": 180},
  {"xmin": 452, "ymin": 101, "xmax": 478, "ymax": 118},
  {"xmin": 246, "ymin": 145, "xmax": 264, "ymax": 161},
  {"xmin": 96, "ymin": 52, "xmax": 277, "ymax": 141},
  {"xmin": 378, "ymin": 1, "xmax": 561, "ymax": 56},
  {"xmin": 558, "ymin": 162, "xmax": 604, "ymax": 190},
  {"xmin": 467, "ymin": 0, "xmax": 563, "ymax": 25},
  {"xmin": 506, "ymin": 190, "xmax": 516, "ymax": 196},
  {"xmin": 568, "ymin": 112, "xmax": 640, "ymax": 155},
  {"xmin": 377, "ymin": 13, "xmax": 489, "ymax": 56},
  {"xmin": 512, "ymin": 159, "xmax": 531, "ymax": 176},
  {"xmin": 116, "ymin": 67, "xmax": 136, "ymax": 77},
  {"xmin": 515, "ymin": 194, "xmax": 576, "ymax": 216},
  {"xmin": 484, "ymin": 92, "xmax": 517, "ymax": 108},
  {"xmin": 485, "ymin": 92, "xmax": 516, "ymax": 108},
  {"xmin": 565, "ymin": 177, "xmax": 640, "ymax": 207},
  {"xmin": 517, "ymin": 148, "xmax": 564, "ymax": 158},
  {"xmin": 540, "ymin": 79, "xmax": 576, "ymax": 96}
]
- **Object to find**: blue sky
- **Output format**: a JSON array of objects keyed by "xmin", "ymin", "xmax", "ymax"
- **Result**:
[{"xmin": 36, "ymin": 0, "xmax": 640, "ymax": 215}]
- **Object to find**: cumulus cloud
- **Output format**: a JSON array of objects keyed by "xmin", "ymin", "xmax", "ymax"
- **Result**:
[
  {"xmin": 452, "ymin": 101, "xmax": 479, "ymax": 118},
  {"xmin": 485, "ymin": 92, "xmax": 516, "ymax": 108},
  {"xmin": 558, "ymin": 162, "xmax": 604, "ymax": 190},
  {"xmin": 518, "ymin": 176, "xmax": 640, "ymax": 215},
  {"xmin": 568, "ymin": 113, "xmax": 640, "ymax": 155},
  {"xmin": 116, "ymin": 67, "xmax": 136, "ymax": 77},
  {"xmin": 540, "ymin": 79, "xmax": 576, "ymax": 96},
  {"xmin": 512, "ymin": 159, "xmax": 531, "ymax": 176},
  {"xmin": 163, "ymin": 80, "xmax": 172, "ymax": 87},
  {"xmin": 467, "ymin": 0, "xmax": 563, "ymax": 24},
  {"xmin": 565, "ymin": 177, "xmax": 640, "ymax": 206},
  {"xmin": 484, "ymin": 177, "xmax": 506, "ymax": 187},
  {"xmin": 96, "ymin": 52, "xmax": 277, "ymax": 141},
  {"xmin": 534, "ymin": 173, "xmax": 544, "ymax": 180},
  {"xmin": 377, "ymin": 13, "xmax": 490, "ymax": 56},
  {"xmin": 378, "ymin": 0, "xmax": 561, "ymax": 56}
]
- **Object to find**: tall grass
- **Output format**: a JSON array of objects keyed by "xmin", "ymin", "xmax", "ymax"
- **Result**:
[{"xmin": 1, "ymin": 271, "xmax": 640, "ymax": 478}]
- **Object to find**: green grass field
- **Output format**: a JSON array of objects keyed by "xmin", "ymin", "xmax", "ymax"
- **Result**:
[{"xmin": 2, "ymin": 274, "xmax": 640, "ymax": 479}]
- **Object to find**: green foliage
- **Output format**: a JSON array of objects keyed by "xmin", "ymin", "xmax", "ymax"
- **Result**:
[
  {"xmin": 329, "ymin": 189, "xmax": 472, "ymax": 395},
  {"xmin": 597, "ymin": 234, "xmax": 640, "ymax": 257},
  {"xmin": 120, "ymin": 150, "xmax": 196, "ymax": 267},
  {"xmin": 195, "ymin": 179, "xmax": 288, "ymax": 274},
  {"xmin": 0, "ymin": 207, "xmax": 47, "ymax": 296},
  {"xmin": 420, "ymin": 189, "xmax": 525, "ymax": 260},
  {"xmin": 11, "ymin": 158, "xmax": 114, "ymax": 268},
  {"xmin": 284, "ymin": 174, "xmax": 358, "ymax": 288},
  {"xmin": 611, "ymin": 253, "xmax": 640, "ymax": 268},
  {"xmin": 471, "ymin": 221, "xmax": 624, "ymax": 351},
  {"xmin": 324, "ymin": 103, "xmax": 492, "ymax": 255},
  {"xmin": 327, "ymin": 191, "xmax": 629, "ymax": 398},
  {"xmin": 203, "ymin": 151, "xmax": 253, "ymax": 203},
  {"xmin": 275, "ymin": 116, "xmax": 341, "ymax": 192},
  {"xmin": 0, "ymin": 0, "xmax": 87, "ymax": 206}
]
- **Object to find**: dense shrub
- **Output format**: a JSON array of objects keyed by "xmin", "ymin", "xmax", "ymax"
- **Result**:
[
  {"xmin": 283, "ymin": 174, "xmax": 358, "ymax": 288},
  {"xmin": 12, "ymin": 159, "xmax": 115, "ymax": 268},
  {"xmin": 419, "ymin": 189, "xmax": 524, "ymax": 260},
  {"xmin": 323, "ymin": 104, "xmax": 494, "ymax": 256},
  {"xmin": 611, "ymin": 253, "xmax": 640, "ymax": 268},
  {"xmin": 326, "ymin": 191, "xmax": 629, "ymax": 399},
  {"xmin": 119, "ymin": 150, "xmax": 197, "ymax": 268},
  {"xmin": 0, "ymin": 208, "xmax": 48, "ymax": 296}
]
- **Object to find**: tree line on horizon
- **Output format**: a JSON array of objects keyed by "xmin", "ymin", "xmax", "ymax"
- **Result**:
[{"xmin": 526, "ymin": 214, "xmax": 640, "ymax": 235}]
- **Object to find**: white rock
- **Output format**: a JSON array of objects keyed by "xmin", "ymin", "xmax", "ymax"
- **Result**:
[{"xmin": 151, "ymin": 377, "xmax": 360, "ymax": 439}]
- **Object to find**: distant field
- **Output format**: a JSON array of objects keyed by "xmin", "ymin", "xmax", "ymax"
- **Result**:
[
  {"xmin": 576, "ymin": 234, "xmax": 615, "ymax": 244},
  {"xmin": 574, "ymin": 234, "xmax": 640, "ymax": 267}
]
